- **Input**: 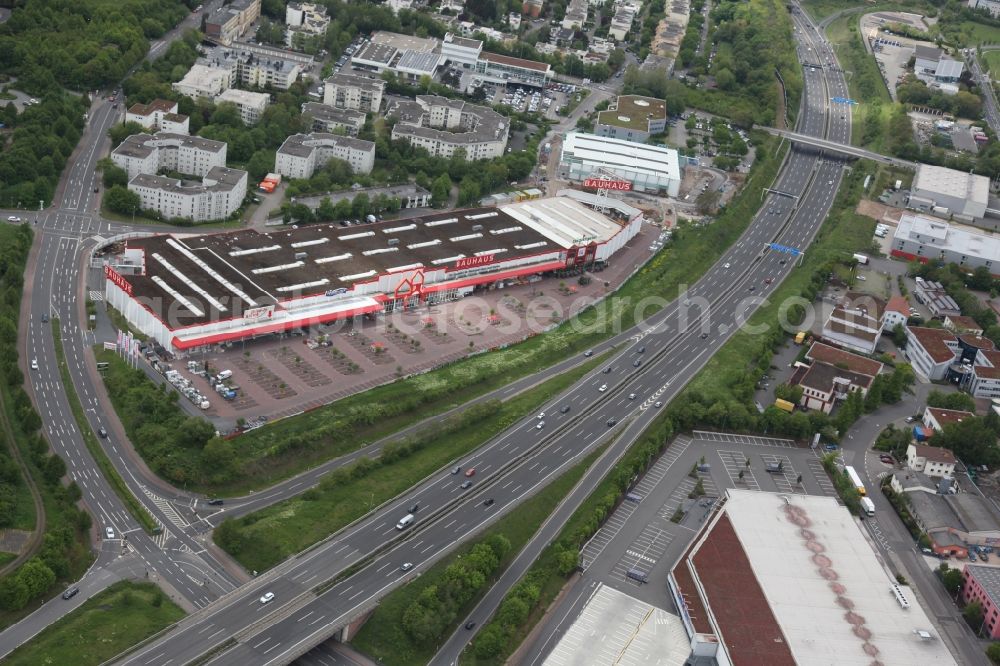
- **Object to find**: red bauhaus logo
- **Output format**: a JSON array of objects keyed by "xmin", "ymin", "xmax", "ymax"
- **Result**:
[
  {"xmin": 583, "ymin": 178, "xmax": 632, "ymax": 191},
  {"xmin": 454, "ymin": 255, "xmax": 495, "ymax": 270},
  {"xmin": 104, "ymin": 265, "xmax": 133, "ymax": 296}
]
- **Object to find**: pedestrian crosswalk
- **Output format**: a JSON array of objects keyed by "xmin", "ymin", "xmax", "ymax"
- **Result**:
[{"xmin": 89, "ymin": 290, "xmax": 103, "ymax": 302}]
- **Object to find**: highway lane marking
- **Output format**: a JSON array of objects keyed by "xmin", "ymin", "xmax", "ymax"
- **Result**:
[
  {"xmin": 297, "ymin": 611, "xmax": 315, "ymax": 623},
  {"xmin": 253, "ymin": 637, "xmax": 273, "ymax": 649},
  {"xmin": 309, "ymin": 614, "xmax": 326, "ymax": 626},
  {"xmin": 420, "ymin": 543, "xmax": 436, "ymax": 554},
  {"xmin": 262, "ymin": 642, "xmax": 283, "ymax": 655}
]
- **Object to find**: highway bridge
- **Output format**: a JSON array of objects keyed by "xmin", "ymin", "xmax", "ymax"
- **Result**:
[{"xmin": 756, "ymin": 126, "xmax": 919, "ymax": 170}]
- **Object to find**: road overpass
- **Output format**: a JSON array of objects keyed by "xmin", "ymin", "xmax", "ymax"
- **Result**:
[{"xmin": 756, "ymin": 126, "xmax": 918, "ymax": 170}]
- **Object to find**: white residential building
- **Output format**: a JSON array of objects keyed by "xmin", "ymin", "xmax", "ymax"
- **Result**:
[
  {"xmin": 124, "ymin": 99, "xmax": 189, "ymax": 134},
  {"xmin": 904, "ymin": 325, "xmax": 962, "ymax": 381},
  {"xmin": 905, "ymin": 442, "xmax": 957, "ymax": 479},
  {"xmin": 301, "ymin": 102, "xmax": 366, "ymax": 136},
  {"xmin": 562, "ymin": 0, "xmax": 589, "ymax": 29},
  {"xmin": 285, "ymin": 2, "xmax": 330, "ymax": 48},
  {"xmin": 274, "ymin": 133, "xmax": 376, "ymax": 179},
  {"xmin": 323, "ymin": 73, "xmax": 385, "ymax": 113},
  {"xmin": 214, "ymin": 89, "xmax": 270, "ymax": 125},
  {"xmin": 387, "ymin": 95, "xmax": 509, "ymax": 160},
  {"xmin": 111, "ymin": 133, "xmax": 227, "ymax": 180},
  {"xmin": 172, "ymin": 64, "xmax": 234, "ymax": 100},
  {"xmin": 129, "ymin": 167, "xmax": 247, "ymax": 222},
  {"xmin": 893, "ymin": 216, "xmax": 1000, "ymax": 276}
]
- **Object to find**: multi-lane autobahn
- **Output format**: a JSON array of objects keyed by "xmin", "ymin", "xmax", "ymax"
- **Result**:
[{"xmin": 108, "ymin": 5, "xmax": 860, "ymax": 666}]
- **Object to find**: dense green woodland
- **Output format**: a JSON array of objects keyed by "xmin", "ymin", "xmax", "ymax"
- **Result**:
[{"xmin": 0, "ymin": 0, "xmax": 193, "ymax": 91}]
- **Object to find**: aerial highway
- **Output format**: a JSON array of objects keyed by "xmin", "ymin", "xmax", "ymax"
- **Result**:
[{"xmin": 110, "ymin": 7, "xmax": 859, "ymax": 666}]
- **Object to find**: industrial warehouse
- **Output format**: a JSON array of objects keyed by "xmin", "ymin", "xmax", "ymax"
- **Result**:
[{"xmin": 103, "ymin": 196, "xmax": 642, "ymax": 354}]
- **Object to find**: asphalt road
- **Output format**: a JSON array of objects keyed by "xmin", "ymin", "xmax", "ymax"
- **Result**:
[
  {"xmin": 966, "ymin": 51, "xmax": 1000, "ymax": 137},
  {"xmin": 111, "ymin": 4, "xmax": 861, "ymax": 664}
]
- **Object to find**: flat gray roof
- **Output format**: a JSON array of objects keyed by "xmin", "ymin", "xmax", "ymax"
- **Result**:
[
  {"xmin": 353, "ymin": 41, "xmax": 397, "ymax": 66},
  {"xmin": 131, "ymin": 166, "xmax": 246, "ymax": 194},
  {"xmin": 324, "ymin": 72, "xmax": 386, "ymax": 94},
  {"xmin": 301, "ymin": 102, "xmax": 365, "ymax": 127},
  {"xmin": 276, "ymin": 132, "xmax": 375, "ymax": 158},
  {"xmin": 113, "ymin": 132, "xmax": 226, "ymax": 159}
]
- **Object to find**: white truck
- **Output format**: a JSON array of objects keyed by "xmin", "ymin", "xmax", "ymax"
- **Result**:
[
  {"xmin": 860, "ymin": 497, "xmax": 875, "ymax": 517},
  {"xmin": 852, "ymin": 253, "xmax": 869, "ymax": 265}
]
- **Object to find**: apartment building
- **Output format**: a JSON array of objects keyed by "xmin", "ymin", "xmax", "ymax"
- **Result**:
[
  {"xmin": 387, "ymin": 95, "xmax": 509, "ymax": 160},
  {"xmin": 274, "ymin": 133, "xmax": 376, "ymax": 179},
  {"xmin": 285, "ymin": 2, "xmax": 330, "ymax": 48},
  {"xmin": 172, "ymin": 64, "xmax": 234, "ymax": 100},
  {"xmin": 323, "ymin": 73, "xmax": 386, "ymax": 113},
  {"xmin": 562, "ymin": 0, "xmax": 589, "ymax": 29},
  {"xmin": 214, "ymin": 89, "xmax": 270, "ymax": 126},
  {"xmin": 130, "ymin": 167, "xmax": 247, "ymax": 223},
  {"xmin": 301, "ymin": 102, "xmax": 366, "ymax": 136},
  {"xmin": 124, "ymin": 99, "xmax": 190, "ymax": 134},
  {"xmin": 111, "ymin": 133, "xmax": 227, "ymax": 180}
]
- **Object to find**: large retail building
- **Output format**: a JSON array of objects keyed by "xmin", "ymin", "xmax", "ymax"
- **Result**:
[
  {"xmin": 103, "ymin": 196, "xmax": 641, "ymax": 354},
  {"xmin": 560, "ymin": 132, "xmax": 681, "ymax": 196}
]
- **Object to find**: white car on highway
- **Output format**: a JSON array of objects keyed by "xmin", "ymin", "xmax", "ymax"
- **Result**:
[
  {"xmin": 30, "ymin": 358, "xmax": 38, "ymax": 370},
  {"xmin": 259, "ymin": 592, "xmax": 275, "ymax": 604},
  {"xmin": 598, "ymin": 384, "xmax": 608, "ymax": 392},
  {"xmin": 7, "ymin": 216, "xmax": 20, "ymax": 222}
]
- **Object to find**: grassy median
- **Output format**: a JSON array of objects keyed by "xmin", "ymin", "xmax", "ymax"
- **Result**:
[
  {"xmin": 3, "ymin": 581, "xmax": 184, "ymax": 666},
  {"xmin": 213, "ymin": 350, "xmax": 610, "ymax": 572},
  {"xmin": 350, "ymin": 446, "xmax": 604, "ymax": 666}
]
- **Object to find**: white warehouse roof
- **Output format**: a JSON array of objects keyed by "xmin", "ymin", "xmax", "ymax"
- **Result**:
[
  {"xmin": 895, "ymin": 212, "xmax": 1000, "ymax": 265},
  {"xmin": 562, "ymin": 132, "xmax": 681, "ymax": 184},
  {"xmin": 720, "ymin": 490, "xmax": 955, "ymax": 665},
  {"xmin": 913, "ymin": 164, "xmax": 989, "ymax": 219}
]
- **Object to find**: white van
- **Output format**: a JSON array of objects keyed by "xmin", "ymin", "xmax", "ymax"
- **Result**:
[
  {"xmin": 216, "ymin": 369, "xmax": 233, "ymax": 381},
  {"xmin": 396, "ymin": 513, "xmax": 415, "ymax": 530}
]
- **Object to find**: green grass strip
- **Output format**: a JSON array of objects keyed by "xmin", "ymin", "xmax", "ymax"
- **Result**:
[
  {"xmin": 50, "ymin": 319, "xmax": 158, "ymax": 534},
  {"xmin": 2, "ymin": 581, "xmax": 184, "ymax": 666},
  {"xmin": 214, "ymin": 349, "xmax": 612, "ymax": 572}
]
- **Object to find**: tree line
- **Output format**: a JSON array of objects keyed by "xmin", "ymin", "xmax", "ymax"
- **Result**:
[{"xmin": 0, "ymin": 225, "xmax": 92, "ymax": 613}]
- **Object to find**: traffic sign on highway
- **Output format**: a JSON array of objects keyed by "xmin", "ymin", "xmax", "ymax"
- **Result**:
[
  {"xmin": 769, "ymin": 243, "xmax": 802, "ymax": 256},
  {"xmin": 831, "ymin": 96, "xmax": 858, "ymax": 106}
]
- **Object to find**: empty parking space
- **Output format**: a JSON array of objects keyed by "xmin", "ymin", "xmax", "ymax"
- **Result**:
[
  {"xmin": 759, "ymin": 453, "xmax": 803, "ymax": 494},
  {"xmin": 807, "ymin": 458, "xmax": 838, "ymax": 497},
  {"xmin": 692, "ymin": 430, "xmax": 796, "ymax": 448},
  {"xmin": 611, "ymin": 524, "xmax": 675, "ymax": 586},
  {"xmin": 718, "ymin": 450, "xmax": 760, "ymax": 490}
]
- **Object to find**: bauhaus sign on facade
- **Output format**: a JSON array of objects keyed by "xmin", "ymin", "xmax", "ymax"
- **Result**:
[{"xmin": 582, "ymin": 178, "xmax": 633, "ymax": 191}]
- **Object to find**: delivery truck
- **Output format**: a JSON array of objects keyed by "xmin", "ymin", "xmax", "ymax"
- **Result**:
[
  {"xmin": 860, "ymin": 497, "xmax": 875, "ymax": 517},
  {"xmin": 774, "ymin": 398, "xmax": 795, "ymax": 413}
]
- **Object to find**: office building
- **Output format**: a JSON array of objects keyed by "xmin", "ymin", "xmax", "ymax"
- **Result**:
[
  {"xmin": 111, "ymin": 132, "xmax": 227, "ymax": 180},
  {"xmin": 387, "ymin": 95, "xmax": 509, "ymax": 160},
  {"xmin": 909, "ymin": 164, "xmax": 989, "ymax": 222},
  {"xmin": 474, "ymin": 51, "xmax": 554, "ymax": 88},
  {"xmin": 892, "ymin": 215, "xmax": 1000, "ymax": 276},
  {"xmin": 441, "ymin": 33, "xmax": 484, "ymax": 69},
  {"xmin": 594, "ymin": 95, "xmax": 667, "ymax": 142},
  {"xmin": 274, "ymin": 133, "xmax": 376, "ymax": 178},
  {"xmin": 323, "ymin": 73, "xmax": 385, "ymax": 113},
  {"xmin": 214, "ymin": 89, "xmax": 270, "ymax": 125},
  {"xmin": 205, "ymin": 0, "xmax": 261, "ymax": 44}
]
